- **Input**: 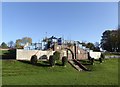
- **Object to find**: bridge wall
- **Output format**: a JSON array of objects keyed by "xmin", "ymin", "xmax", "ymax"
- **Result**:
[
  {"xmin": 16, "ymin": 49, "xmax": 55, "ymax": 61},
  {"xmin": 54, "ymin": 44, "xmax": 88, "ymax": 60}
]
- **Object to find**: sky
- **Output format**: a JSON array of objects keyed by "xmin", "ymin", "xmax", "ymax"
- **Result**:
[{"xmin": 2, "ymin": 2, "xmax": 118, "ymax": 44}]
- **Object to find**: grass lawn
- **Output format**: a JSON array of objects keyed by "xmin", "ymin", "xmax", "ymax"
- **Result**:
[
  {"xmin": 2, "ymin": 58, "xmax": 118, "ymax": 85},
  {"xmin": 0, "ymin": 50, "xmax": 16, "ymax": 59},
  {"xmin": 0, "ymin": 50, "xmax": 2, "ymax": 55},
  {"xmin": 0, "ymin": 50, "xmax": 9, "ymax": 55}
]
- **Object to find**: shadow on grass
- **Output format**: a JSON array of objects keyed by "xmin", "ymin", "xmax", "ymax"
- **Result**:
[
  {"xmin": 18, "ymin": 60, "xmax": 63, "ymax": 67},
  {"xmin": 2, "ymin": 49, "xmax": 16, "ymax": 59},
  {"xmin": 77, "ymin": 60, "xmax": 92, "ymax": 65},
  {"xmin": 55, "ymin": 62, "xmax": 63, "ymax": 66},
  {"xmin": 18, "ymin": 60, "xmax": 51, "ymax": 67}
]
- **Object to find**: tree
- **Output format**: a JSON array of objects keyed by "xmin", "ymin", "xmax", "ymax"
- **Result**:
[
  {"xmin": 100, "ymin": 30, "xmax": 119, "ymax": 52},
  {"xmin": 81, "ymin": 42, "xmax": 86, "ymax": 47},
  {"xmin": 21, "ymin": 37, "xmax": 32, "ymax": 45},
  {"xmin": 15, "ymin": 39, "xmax": 22, "ymax": 48},
  {"xmin": 101, "ymin": 30, "xmax": 112, "ymax": 51},
  {"xmin": 1, "ymin": 42, "xmax": 8, "ymax": 48},
  {"xmin": 94, "ymin": 42, "xmax": 100, "ymax": 51},
  {"xmin": 86, "ymin": 42, "xmax": 95, "ymax": 50},
  {"xmin": 117, "ymin": 28, "xmax": 120, "ymax": 51},
  {"xmin": 8, "ymin": 41, "xmax": 14, "ymax": 48},
  {"xmin": 15, "ymin": 37, "xmax": 32, "ymax": 49}
]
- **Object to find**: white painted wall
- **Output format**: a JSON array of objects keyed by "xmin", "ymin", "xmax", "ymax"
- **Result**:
[
  {"xmin": 16, "ymin": 49, "xmax": 55, "ymax": 61},
  {"xmin": 89, "ymin": 51, "xmax": 101, "ymax": 59}
]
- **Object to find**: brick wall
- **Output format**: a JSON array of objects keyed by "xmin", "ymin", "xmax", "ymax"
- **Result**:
[{"xmin": 54, "ymin": 44, "xmax": 88, "ymax": 60}]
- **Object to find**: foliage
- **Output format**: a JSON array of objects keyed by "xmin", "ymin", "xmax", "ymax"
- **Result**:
[
  {"xmin": 99, "ymin": 58, "xmax": 102, "ymax": 63},
  {"xmin": 15, "ymin": 37, "xmax": 32, "ymax": 49},
  {"xmin": 1, "ymin": 42, "xmax": 8, "ymax": 48},
  {"xmin": 90, "ymin": 58, "xmax": 94, "ymax": 65},
  {"xmin": 0, "ymin": 50, "xmax": 9, "ymax": 55},
  {"xmin": 94, "ymin": 42, "xmax": 100, "ymax": 51},
  {"xmin": 49, "ymin": 55, "xmax": 55, "ymax": 67},
  {"xmin": 47, "ymin": 40, "xmax": 51, "ymax": 49},
  {"xmin": 31, "ymin": 55, "xmax": 37, "ymax": 65},
  {"xmin": 8, "ymin": 41, "xmax": 14, "ymax": 48},
  {"xmin": 62, "ymin": 56, "xmax": 68, "ymax": 66},
  {"xmin": 86, "ymin": 42, "xmax": 95, "ymax": 50},
  {"xmin": 81, "ymin": 42, "xmax": 86, "ymax": 47},
  {"xmin": 53, "ymin": 51, "xmax": 60, "ymax": 61},
  {"xmin": 117, "ymin": 29, "xmax": 120, "ymax": 51},
  {"xmin": 22, "ymin": 37, "xmax": 32, "ymax": 44},
  {"xmin": 101, "ymin": 29, "xmax": 120, "ymax": 52},
  {"xmin": 101, "ymin": 53, "xmax": 105, "ymax": 59},
  {"xmin": 80, "ymin": 42, "xmax": 100, "ymax": 51},
  {"xmin": 15, "ymin": 39, "xmax": 22, "ymax": 48}
]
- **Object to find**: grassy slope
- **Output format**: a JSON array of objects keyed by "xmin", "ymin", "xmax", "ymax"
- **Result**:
[
  {"xmin": 0, "ymin": 50, "xmax": 9, "ymax": 55},
  {"xmin": 2, "ymin": 58, "xmax": 118, "ymax": 85}
]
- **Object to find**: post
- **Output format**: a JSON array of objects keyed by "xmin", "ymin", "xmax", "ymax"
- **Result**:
[
  {"xmin": 67, "ymin": 50, "xmax": 68, "ymax": 59},
  {"xmin": 74, "ymin": 43, "xmax": 77, "ymax": 59}
]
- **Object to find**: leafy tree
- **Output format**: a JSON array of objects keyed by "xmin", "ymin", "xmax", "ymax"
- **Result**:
[
  {"xmin": 8, "ymin": 41, "xmax": 14, "ymax": 48},
  {"xmin": 117, "ymin": 28, "xmax": 120, "ymax": 51},
  {"xmin": 101, "ymin": 30, "xmax": 119, "ymax": 52},
  {"xmin": 1, "ymin": 42, "xmax": 8, "ymax": 48},
  {"xmin": 15, "ymin": 39, "xmax": 22, "ymax": 48},
  {"xmin": 15, "ymin": 37, "xmax": 32, "ymax": 49},
  {"xmin": 101, "ymin": 30, "xmax": 113, "ymax": 51},
  {"xmin": 86, "ymin": 42, "xmax": 95, "ymax": 50},
  {"xmin": 47, "ymin": 40, "xmax": 51, "ymax": 49},
  {"xmin": 94, "ymin": 42, "xmax": 100, "ymax": 51},
  {"xmin": 81, "ymin": 42, "xmax": 86, "ymax": 47},
  {"xmin": 79, "ymin": 41, "xmax": 100, "ymax": 51},
  {"xmin": 22, "ymin": 37, "xmax": 32, "ymax": 45}
]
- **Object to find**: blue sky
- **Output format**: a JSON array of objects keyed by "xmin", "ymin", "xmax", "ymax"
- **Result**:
[{"xmin": 2, "ymin": 2, "xmax": 118, "ymax": 44}]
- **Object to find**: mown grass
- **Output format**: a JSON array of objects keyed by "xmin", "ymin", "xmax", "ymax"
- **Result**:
[
  {"xmin": 0, "ymin": 49, "xmax": 16, "ymax": 59},
  {"xmin": 2, "ymin": 58, "xmax": 118, "ymax": 85},
  {"xmin": 0, "ymin": 50, "xmax": 9, "ymax": 55}
]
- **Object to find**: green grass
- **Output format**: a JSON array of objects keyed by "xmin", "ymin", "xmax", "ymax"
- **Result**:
[
  {"xmin": 0, "ymin": 50, "xmax": 16, "ymax": 55},
  {"xmin": 104, "ymin": 52, "xmax": 120, "ymax": 56},
  {"xmin": 0, "ymin": 50, "xmax": 9, "ymax": 55},
  {"xmin": 2, "ymin": 58, "xmax": 118, "ymax": 85},
  {"xmin": 0, "ymin": 50, "xmax": 16, "ymax": 59},
  {"xmin": 0, "ymin": 50, "xmax": 2, "ymax": 55}
]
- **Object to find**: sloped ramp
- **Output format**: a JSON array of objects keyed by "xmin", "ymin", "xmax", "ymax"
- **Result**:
[
  {"xmin": 68, "ymin": 60, "xmax": 82, "ymax": 71},
  {"xmin": 73, "ymin": 59, "xmax": 90, "ymax": 71},
  {"xmin": 68, "ymin": 59, "xmax": 90, "ymax": 71}
]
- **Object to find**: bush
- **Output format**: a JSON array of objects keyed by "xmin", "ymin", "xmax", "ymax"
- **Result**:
[
  {"xmin": 49, "ymin": 55, "xmax": 55, "ymax": 67},
  {"xmin": 90, "ymin": 58, "xmax": 94, "ymax": 65},
  {"xmin": 31, "ymin": 55, "xmax": 37, "ymax": 65},
  {"xmin": 62, "ymin": 56, "xmax": 68, "ymax": 66},
  {"xmin": 99, "ymin": 58, "xmax": 102, "ymax": 63},
  {"xmin": 101, "ymin": 53, "xmax": 105, "ymax": 59},
  {"xmin": 53, "ymin": 51, "xmax": 60, "ymax": 61}
]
